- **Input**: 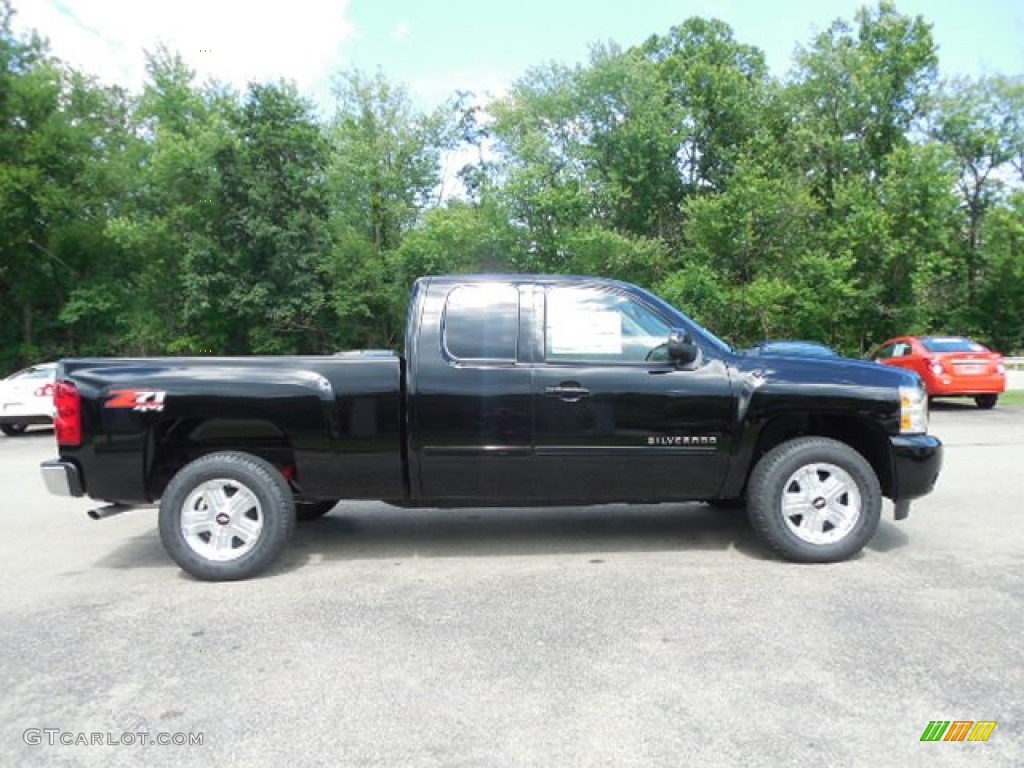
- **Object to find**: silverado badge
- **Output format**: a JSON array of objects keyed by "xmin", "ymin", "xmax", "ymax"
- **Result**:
[{"xmin": 647, "ymin": 435, "xmax": 718, "ymax": 446}]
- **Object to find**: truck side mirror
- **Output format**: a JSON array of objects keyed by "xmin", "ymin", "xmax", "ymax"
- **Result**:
[{"xmin": 667, "ymin": 330, "xmax": 698, "ymax": 365}]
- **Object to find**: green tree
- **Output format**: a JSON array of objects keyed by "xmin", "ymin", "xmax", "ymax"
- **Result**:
[
  {"xmin": 324, "ymin": 70, "xmax": 454, "ymax": 347},
  {"xmin": 2, "ymin": 1, "xmax": 1022, "ymax": 368},
  {"xmin": 928, "ymin": 75, "xmax": 1020, "ymax": 316},
  {"xmin": 103, "ymin": 48, "xmax": 236, "ymax": 355},
  {"xmin": 787, "ymin": 1, "xmax": 937, "ymax": 205},
  {"xmin": 975, "ymin": 192, "xmax": 1024, "ymax": 352},
  {"xmin": 192, "ymin": 82, "xmax": 332, "ymax": 353},
  {"xmin": 0, "ymin": 1, "xmax": 135, "ymax": 366},
  {"xmin": 640, "ymin": 17, "xmax": 768, "ymax": 196}
]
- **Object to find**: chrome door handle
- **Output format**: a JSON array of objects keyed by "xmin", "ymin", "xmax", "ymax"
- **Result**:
[{"xmin": 544, "ymin": 384, "xmax": 590, "ymax": 402}]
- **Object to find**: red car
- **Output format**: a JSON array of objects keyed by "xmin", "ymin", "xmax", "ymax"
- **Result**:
[{"xmin": 870, "ymin": 336, "xmax": 1007, "ymax": 409}]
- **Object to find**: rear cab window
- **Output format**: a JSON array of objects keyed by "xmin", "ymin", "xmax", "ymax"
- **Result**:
[{"xmin": 442, "ymin": 284, "xmax": 519, "ymax": 362}]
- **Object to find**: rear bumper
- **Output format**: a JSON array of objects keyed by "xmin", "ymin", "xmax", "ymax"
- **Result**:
[
  {"xmin": 925, "ymin": 373, "xmax": 1006, "ymax": 395},
  {"xmin": 40, "ymin": 459, "xmax": 84, "ymax": 497},
  {"xmin": 889, "ymin": 434, "xmax": 942, "ymax": 501}
]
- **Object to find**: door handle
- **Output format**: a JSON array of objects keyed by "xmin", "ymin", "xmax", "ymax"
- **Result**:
[{"xmin": 544, "ymin": 384, "xmax": 590, "ymax": 402}]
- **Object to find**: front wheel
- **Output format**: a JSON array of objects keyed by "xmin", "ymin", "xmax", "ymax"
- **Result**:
[
  {"xmin": 747, "ymin": 437, "xmax": 881, "ymax": 563},
  {"xmin": 158, "ymin": 451, "xmax": 295, "ymax": 581},
  {"xmin": 1, "ymin": 424, "xmax": 28, "ymax": 436},
  {"xmin": 974, "ymin": 394, "xmax": 998, "ymax": 410}
]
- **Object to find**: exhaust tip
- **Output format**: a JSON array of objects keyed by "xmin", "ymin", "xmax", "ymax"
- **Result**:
[{"xmin": 86, "ymin": 503, "xmax": 130, "ymax": 520}]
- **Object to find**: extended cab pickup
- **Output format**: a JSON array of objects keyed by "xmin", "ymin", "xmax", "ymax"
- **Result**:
[{"xmin": 41, "ymin": 275, "xmax": 942, "ymax": 580}]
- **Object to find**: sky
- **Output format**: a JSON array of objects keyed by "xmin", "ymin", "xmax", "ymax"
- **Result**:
[{"xmin": 9, "ymin": 0, "xmax": 1024, "ymax": 116}]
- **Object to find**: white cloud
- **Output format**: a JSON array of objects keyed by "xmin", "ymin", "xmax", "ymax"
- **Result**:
[{"xmin": 10, "ymin": 0, "xmax": 355, "ymax": 94}]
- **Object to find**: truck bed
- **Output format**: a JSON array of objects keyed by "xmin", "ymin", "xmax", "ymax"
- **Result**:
[{"xmin": 57, "ymin": 355, "xmax": 406, "ymax": 504}]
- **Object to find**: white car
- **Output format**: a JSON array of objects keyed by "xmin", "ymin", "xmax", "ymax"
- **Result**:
[{"xmin": 0, "ymin": 363, "xmax": 56, "ymax": 436}]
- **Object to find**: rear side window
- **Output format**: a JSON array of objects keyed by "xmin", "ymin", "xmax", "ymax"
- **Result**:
[{"xmin": 443, "ymin": 284, "xmax": 519, "ymax": 361}]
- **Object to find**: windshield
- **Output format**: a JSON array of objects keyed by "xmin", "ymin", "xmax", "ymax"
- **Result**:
[{"xmin": 920, "ymin": 337, "xmax": 987, "ymax": 353}]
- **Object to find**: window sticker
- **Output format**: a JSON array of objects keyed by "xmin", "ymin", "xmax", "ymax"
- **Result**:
[{"xmin": 548, "ymin": 309, "xmax": 622, "ymax": 354}]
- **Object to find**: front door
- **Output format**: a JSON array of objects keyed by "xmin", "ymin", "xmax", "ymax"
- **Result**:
[{"xmin": 531, "ymin": 284, "xmax": 734, "ymax": 502}]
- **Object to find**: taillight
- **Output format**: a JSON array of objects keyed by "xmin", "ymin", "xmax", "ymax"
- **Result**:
[
  {"xmin": 997, "ymin": 362, "xmax": 1006, "ymax": 375},
  {"xmin": 927, "ymin": 358, "xmax": 944, "ymax": 375},
  {"xmin": 54, "ymin": 380, "xmax": 82, "ymax": 447}
]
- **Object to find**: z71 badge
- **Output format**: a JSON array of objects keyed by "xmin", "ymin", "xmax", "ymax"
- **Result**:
[
  {"xmin": 648, "ymin": 435, "xmax": 717, "ymax": 446},
  {"xmin": 105, "ymin": 389, "xmax": 167, "ymax": 413}
]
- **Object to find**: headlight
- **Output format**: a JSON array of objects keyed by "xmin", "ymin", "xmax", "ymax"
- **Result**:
[{"xmin": 899, "ymin": 384, "xmax": 928, "ymax": 434}]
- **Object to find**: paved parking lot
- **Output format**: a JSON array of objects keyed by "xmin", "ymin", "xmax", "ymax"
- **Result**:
[{"xmin": 1, "ymin": 403, "xmax": 1021, "ymax": 768}]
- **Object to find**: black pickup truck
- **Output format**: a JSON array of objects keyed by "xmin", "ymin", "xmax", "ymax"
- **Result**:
[{"xmin": 41, "ymin": 275, "xmax": 942, "ymax": 580}]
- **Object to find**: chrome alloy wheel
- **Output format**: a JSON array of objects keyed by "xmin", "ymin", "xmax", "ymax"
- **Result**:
[
  {"xmin": 781, "ymin": 462, "xmax": 862, "ymax": 546},
  {"xmin": 181, "ymin": 478, "xmax": 264, "ymax": 562}
]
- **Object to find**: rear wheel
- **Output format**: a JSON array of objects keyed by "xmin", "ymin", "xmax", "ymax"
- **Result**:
[
  {"xmin": 295, "ymin": 500, "xmax": 338, "ymax": 521},
  {"xmin": 158, "ymin": 451, "xmax": 295, "ymax": 581},
  {"xmin": 974, "ymin": 394, "xmax": 998, "ymax": 410},
  {"xmin": 747, "ymin": 437, "xmax": 881, "ymax": 563},
  {"xmin": 1, "ymin": 424, "xmax": 28, "ymax": 436}
]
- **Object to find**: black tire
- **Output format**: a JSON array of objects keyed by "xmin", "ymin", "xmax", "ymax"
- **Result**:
[
  {"xmin": 158, "ymin": 451, "xmax": 295, "ymax": 581},
  {"xmin": 295, "ymin": 500, "xmax": 338, "ymax": 521},
  {"xmin": 974, "ymin": 394, "xmax": 998, "ymax": 410},
  {"xmin": 747, "ymin": 437, "xmax": 882, "ymax": 563},
  {"xmin": 1, "ymin": 424, "xmax": 28, "ymax": 436}
]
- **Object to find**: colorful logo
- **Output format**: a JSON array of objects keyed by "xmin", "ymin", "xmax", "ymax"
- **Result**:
[
  {"xmin": 920, "ymin": 720, "xmax": 997, "ymax": 742},
  {"xmin": 105, "ymin": 390, "xmax": 167, "ymax": 413}
]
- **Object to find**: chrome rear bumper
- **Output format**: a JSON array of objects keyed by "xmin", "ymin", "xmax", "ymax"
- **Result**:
[{"xmin": 40, "ymin": 459, "xmax": 84, "ymax": 497}]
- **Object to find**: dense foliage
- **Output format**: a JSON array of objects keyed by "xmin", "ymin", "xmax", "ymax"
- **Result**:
[{"xmin": 1, "ymin": 1, "xmax": 1022, "ymax": 370}]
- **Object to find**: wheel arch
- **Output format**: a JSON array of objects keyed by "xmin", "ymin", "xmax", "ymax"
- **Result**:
[
  {"xmin": 739, "ymin": 413, "xmax": 894, "ymax": 499},
  {"xmin": 147, "ymin": 417, "xmax": 299, "ymax": 500}
]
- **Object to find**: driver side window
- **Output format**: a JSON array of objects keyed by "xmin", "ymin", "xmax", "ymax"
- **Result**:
[{"xmin": 544, "ymin": 286, "xmax": 670, "ymax": 363}]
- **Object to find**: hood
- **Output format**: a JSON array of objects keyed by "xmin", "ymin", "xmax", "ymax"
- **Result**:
[{"xmin": 733, "ymin": 351, "xmax": 922, "ymax": 391}]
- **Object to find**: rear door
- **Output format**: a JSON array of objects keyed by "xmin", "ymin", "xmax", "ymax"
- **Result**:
[
  {"xmin": 409, "ymin": 281, "xmax": 535, "ymax": 500},
  {"xmin": 529, "ymin": 284, "xmax": 734, "ymax": 502}
]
